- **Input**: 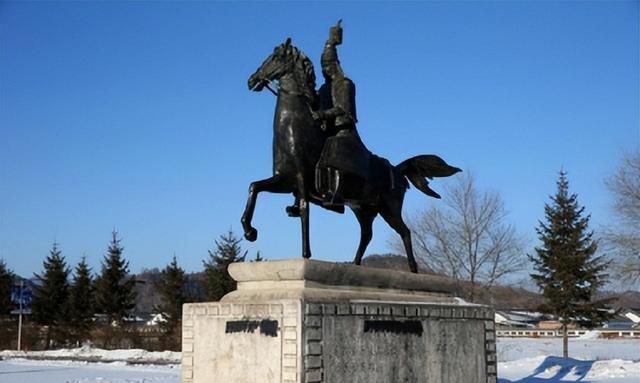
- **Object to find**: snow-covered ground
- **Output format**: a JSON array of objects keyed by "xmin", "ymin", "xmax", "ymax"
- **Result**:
[
  {"xmin": 498, "ymin": 336, "xmax": 640, "ymax": 383},
  {"xmin": 0, "ymin": 337, "xmax": 638, "ymax": 382},
  {"xmin": 0, "ymin": 347, "xmax": 181, "ymax": 383},
  {"xmin": 498, "ymin": 336, "xmax": 640, "ymax": 362},
  {"xmin": 0, "ymin": 358, "xmax": 179, "ymax": 383}
]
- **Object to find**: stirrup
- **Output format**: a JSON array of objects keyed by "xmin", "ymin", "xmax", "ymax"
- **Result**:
[{"xmin": 322, "ymin": 192, "xmax": 344, "ymax": 207}]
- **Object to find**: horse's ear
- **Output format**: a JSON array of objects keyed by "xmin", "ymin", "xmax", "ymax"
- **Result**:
[{"xmin": 285, "ymin": 37, "xmax": 292, "ymax": 47}]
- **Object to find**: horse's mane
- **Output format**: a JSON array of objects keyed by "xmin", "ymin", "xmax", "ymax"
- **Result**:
[{"xmin": 290, "ymin": 46, "xmax": 317, "ymax": 105}]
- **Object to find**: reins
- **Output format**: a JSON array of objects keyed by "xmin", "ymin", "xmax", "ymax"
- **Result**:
[
  {"xmin": 263, "ymin": 82, "xmax": 278, "ymax": 96},
  {"xmin": 264, "ymin": 78, "xmax": 316, "ymax": 116}
]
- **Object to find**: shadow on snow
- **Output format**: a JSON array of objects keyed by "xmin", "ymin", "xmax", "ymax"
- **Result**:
[
  {"xmin": 0, "ymin": 366, "xmax": 74, "ymax": 375},
  {"xmin": 499, "ymin": 356, "xmax": 596, "ymax": 383}
]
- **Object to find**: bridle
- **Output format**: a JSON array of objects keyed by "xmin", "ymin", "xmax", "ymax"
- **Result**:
[{"xmin": 257, "ymin": 51, "xmax": 316, "ymax": 113}]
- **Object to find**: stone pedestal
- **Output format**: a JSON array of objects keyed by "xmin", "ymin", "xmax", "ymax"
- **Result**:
[{"xmin": 181, "ymin": 259, "xmax": 496, "ymax": 383}]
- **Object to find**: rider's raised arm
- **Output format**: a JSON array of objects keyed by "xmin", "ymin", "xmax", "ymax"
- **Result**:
[{"xmin": 315, "ymin": 78, "xmax": 357, "ymax": 125}]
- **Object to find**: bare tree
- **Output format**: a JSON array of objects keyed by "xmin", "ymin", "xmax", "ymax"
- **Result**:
[
  {"xmin": 605, "ymin": 151, "xmax": 640, "ymax": 282},
  {"xmin": 396, "ymin": 173, "xmax": 526, "ymax": 300}
]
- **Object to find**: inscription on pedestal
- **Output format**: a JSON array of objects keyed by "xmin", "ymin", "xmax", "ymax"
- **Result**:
[
  {"xmin": 225, "ymin": 319, "xmax": 279, "ymax": 337},
  {"xmin": 303, "ymin": 303, "xmax": 495, "ymax": 383},
  {"xmin": 363, "ymin": 320, "xmax": 423, "ymax": 335},
  {"xmin": 182, "ymin": 302, "xmax": 301, "ymax": 383}
]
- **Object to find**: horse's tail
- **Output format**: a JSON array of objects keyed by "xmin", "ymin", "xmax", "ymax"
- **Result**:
[{"xmin": 396, "ymin": 155, "xmax": 462, "ymax": 199}]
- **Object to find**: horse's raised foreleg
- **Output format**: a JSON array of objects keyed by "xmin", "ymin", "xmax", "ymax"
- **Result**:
[
  {"xmin": 286, "ymin": 197, "xmax": 300, "ymax": 217},
  {"xmin": 241, "ymin": 175, "xmax": 290, "ymax": 242},
  {"xmin": 380, "ymin": 197, "xmax": 418, "ymax": 273},
  {"xmin": 352, "ymin": 206, "xmax": 377, "ymax": 265}
]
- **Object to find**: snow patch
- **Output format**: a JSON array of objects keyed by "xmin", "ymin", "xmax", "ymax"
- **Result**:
[
  {"xmin": 0, "ymin": 346, "xmax": 180, "ymax": 365},
  {"xmin": 499, "ymin": 356, "xmax": 640, "ymax": 383},
  {"xmin": 497, "ymin": 337, "xmax": 640, "ymax": 362}
]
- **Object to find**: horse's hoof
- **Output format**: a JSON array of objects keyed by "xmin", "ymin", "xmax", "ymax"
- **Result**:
[
  {"xmin": 286, "ymin": 205, "xmax": 300, "ymax": 217},
  {"xmin": 409, "ymin": 261, "xmax": 419, "ymax": 273},
  {"xmin": 245, "ymin": 228, "xmax": 258, "ymax": 242}
]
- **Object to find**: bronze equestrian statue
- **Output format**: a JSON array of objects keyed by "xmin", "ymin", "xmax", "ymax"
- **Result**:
[{"xmin": 241, "ymin": 22, "xmax": 461, "ymax": 273}]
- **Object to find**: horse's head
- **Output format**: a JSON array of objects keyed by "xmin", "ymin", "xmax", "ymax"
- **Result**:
[{"xmin": 248, "ymin": 38, "xmax": 296, "ymax": 92}]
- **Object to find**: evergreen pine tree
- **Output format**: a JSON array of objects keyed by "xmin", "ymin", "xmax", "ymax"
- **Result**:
[
  {"xmin": 153, "ymin": 256, "xmax": 187, "ymax": 349},
  {"xmin": 94, "ymin": 231, "xmax": 137, "ymax": 324},
  {"xmin": 68, "ymin": 256, "xmax": 94, "ymax": 344},
  {"xmin": 0, "ymin": 259, "xmax": 14, "ymax": 315},
  {"xmin": 203, "ymin": 230, "xmax": 246, "ymax": 301},
  {"xmin": 529, "ymin": 171, "xmax": 611, "ymax": 358},
  {"xmin": 252, "ymin": 251, "xmax": 264, "ymax": 262},
  {"xmin": 32, "ymin": 242, "xmax": 70, "ymax": 348}
]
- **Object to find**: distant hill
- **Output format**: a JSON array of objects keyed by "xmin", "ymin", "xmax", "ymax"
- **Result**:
[
  {"xmin": 599, "ymin": 290, "xmax": 640, "ymax": 311},
  {"xmin": 134, "ymin": 269, "xmax": 206, "ymax": 314},
  {"xmin": 614, "ymin": 290, "xmax": 640, "ymax": 309},
  {"xmin": 475, "ymin": 285, "xmax": 544, "ymax": 310},
  {"xmin": 133, "ymin": 269, "xmax": 163, "ymax": 314}
]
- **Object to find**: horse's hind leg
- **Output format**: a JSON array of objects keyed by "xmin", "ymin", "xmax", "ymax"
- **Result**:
[
  {"xmin": 299, "ymin": 197, "xmax": 311, "ymax": 258},
  {"xmin": 352, "ymin": 206, "xmax": 377, "ymax": 265},
  {"xmin": 293, "ymin": 174, "xmax": 312, "ymax": 259},
  {"xmin": 241, "ymin": 175, "xmax": 289, "ymax": 242},
  {"xmin": 379, "ymin": 197, "xmax": 418, "ymax": 273}
]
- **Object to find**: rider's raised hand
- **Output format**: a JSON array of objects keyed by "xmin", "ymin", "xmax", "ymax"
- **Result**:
[{"xmin": 328, "ymin": 20, "xmax": 343, "ymax": 46}]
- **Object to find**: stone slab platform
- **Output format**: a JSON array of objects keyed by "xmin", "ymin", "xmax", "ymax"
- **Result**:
[{"xmin": 223, "ymin": 259, "xmax": 460, "ymax": 303}]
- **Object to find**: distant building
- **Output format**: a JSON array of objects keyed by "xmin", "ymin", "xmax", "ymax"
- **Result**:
[
  {"xmin": 495, "ymin": 310, "xmax": 545, "ymax": 328},
  {"xmin": 146, "ymin": 313, "xmax": 168, "ymax": 326},
  {"xmin": 621, "ymin": 309, "xmax": 640, "ymax": 325},
  {"xmin": 537, "ymin": 320, "xmax": 578, "ymax": 330},
  {"xmin": 123, "ymin": 313, "xmax": 151, "ymax": 326},
  {"xmin": 603, "ymin": 311, "xmax": 637, "ymax": 330}
]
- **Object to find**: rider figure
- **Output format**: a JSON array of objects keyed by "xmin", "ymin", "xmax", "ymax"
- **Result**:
[{"xmin": 313, "ymin": 21, "xmax": 370, "ymax": 206}]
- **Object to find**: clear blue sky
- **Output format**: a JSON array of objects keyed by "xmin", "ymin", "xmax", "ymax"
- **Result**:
[{"xmin": 1, "ymin": 1, "xmax": 638, "ymax": 278}]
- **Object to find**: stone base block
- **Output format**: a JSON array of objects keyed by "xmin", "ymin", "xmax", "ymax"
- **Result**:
[{"xmin": 182, "ymin": 260, "xmax": 496, "ymax": 383}]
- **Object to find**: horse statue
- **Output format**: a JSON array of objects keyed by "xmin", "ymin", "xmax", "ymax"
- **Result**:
[{"xmin": 241, "ymin": 39, "xmax": 461, "ymax": 273}]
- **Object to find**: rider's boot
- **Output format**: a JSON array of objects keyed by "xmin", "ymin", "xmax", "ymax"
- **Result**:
[
  {"xmin": 324, "ymin": 169, "xmax": 344, "ymax": 207},
  {"xmin": 317, "ymin": 167, "xmax": 345, "ymax": 213}
]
